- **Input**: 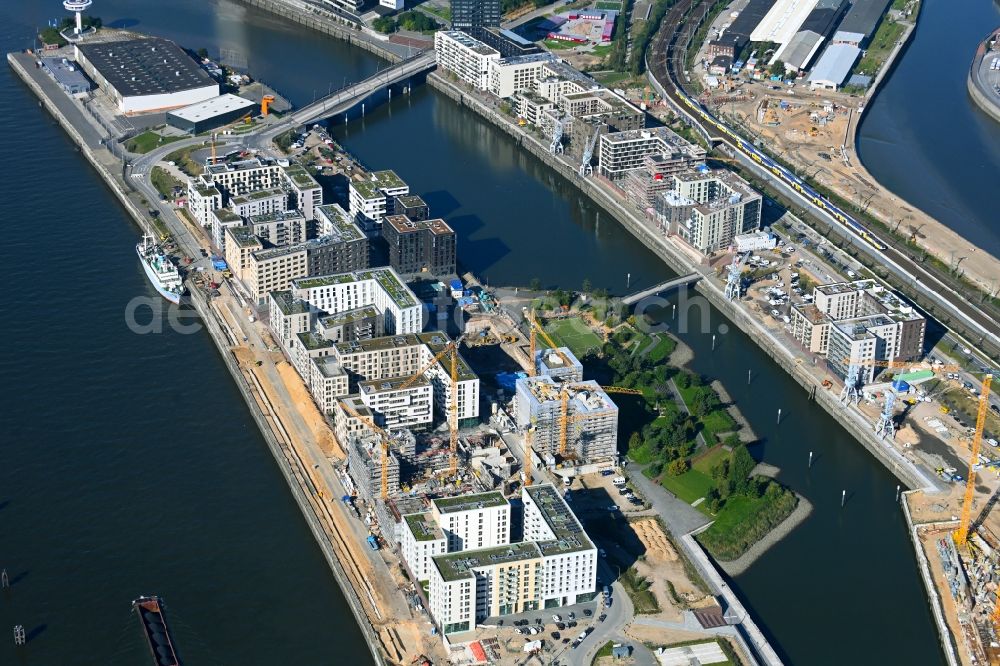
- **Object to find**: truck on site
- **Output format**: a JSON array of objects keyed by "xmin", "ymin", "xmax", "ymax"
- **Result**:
[{"xmin": 367, "ymin": 535, "xmax": 379, "ymax": 551}]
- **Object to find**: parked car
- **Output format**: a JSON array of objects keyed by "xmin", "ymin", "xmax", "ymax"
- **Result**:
[
  {"xmin": 583, "ymin": 609, "xmax": 592, "ymax": 617},
  {"xmin": 552, "ymin": 614, "xmax": 562, "ymax": 622},
  {"xmin": 598, "ymin": 614, "xmax": 607, "ymax": 622}
]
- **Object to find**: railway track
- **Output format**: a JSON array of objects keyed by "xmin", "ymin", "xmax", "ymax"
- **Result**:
[{"xmin": 644, "ymin": 3, "xmax": 1000, "ymax": 360}]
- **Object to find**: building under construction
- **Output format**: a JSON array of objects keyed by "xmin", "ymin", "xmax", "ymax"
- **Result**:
[
  {"xmin": 514, "ymin": 375, "xmax": 619, "ymax": 464},
  {"xmin": 348, "ymin": 435, "xmax": 402, "ymax": 502}
]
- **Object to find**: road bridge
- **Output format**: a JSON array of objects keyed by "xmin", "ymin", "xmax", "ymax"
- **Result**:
[
  {"xmin": 622, "ymin": 273, "xmax": 700, "ymax": 305},
  {"xmin": 255, "ymin": 51, "xmax": 435, "ymax": 142}
]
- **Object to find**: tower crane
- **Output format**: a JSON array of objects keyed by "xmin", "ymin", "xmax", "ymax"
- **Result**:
[
  {"xmin": 400, "ymin": 337, "xmax": 465, "ymax": 476},
  {"xmin": 527, "ymin": 310, "xmax": 573, "ymax": 377},
  {"xmin": 953, "ymin": 374, "xmax": 993, "ymax": 548},
  {"xmin": 522, "ymin": 426, "xmax": 535, "ymax": 487},
  {"xmin": 338, "ymin": 400, "xmax": 394, "ymax": 500}
]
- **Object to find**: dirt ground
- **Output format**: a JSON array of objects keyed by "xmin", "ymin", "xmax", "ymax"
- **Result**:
[{"xmin": 716, "ymin": 83, "xmax": 1000, "ymax": 293}]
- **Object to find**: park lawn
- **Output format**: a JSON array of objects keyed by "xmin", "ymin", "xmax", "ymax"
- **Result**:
[
  {"xmin": 692, "ymin": 445, "xmax": 727, "ymax": 475},
  {"xmin": 590, "ymin": 43, "xmax": 614, "ymax": 57},
  {"xmin": 544, "ymin": 39, "xmax": 578, "ymax": 50},
  {"xmin": 424, "ymin": 4, "xmax": 451, "ymax": 20},
  {"xmin": 660, "ymin": 468, "xmax": 714, "ymax": 505},
  {"xmin": 126, "ymin": 130, "xmax": 182, "ymax": 154},
  {"xmin": 646, "ymin": 334, "xmax": 676, "ymax": 362},
  {"xmin": 150, "ymin": 166, "xmax": 183, "ymax": 199},
  {"xmin": 700, "ymin": 409, "xmax": 737, "ymax": 443},
  {"xmin": 544, "ymin": 317, "xmax": 603, "ymax": 357},
  {"xmin": 705, "ymin": 494, "xmax": 760, "ymax": 534},
  {"xmin": 594, "ymin": 0, "xmax": 622, "ymax": 8}
]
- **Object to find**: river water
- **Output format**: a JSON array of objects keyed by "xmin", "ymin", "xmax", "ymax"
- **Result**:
[
  {"xmin": 0, "ymin": 0, "xmax": 955, "ymax": 663},
  {"xmin": 857, "ymin": 0, "xmax": 1000, "ymax": 257}
]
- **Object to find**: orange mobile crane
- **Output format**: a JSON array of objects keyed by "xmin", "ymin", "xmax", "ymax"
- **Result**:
[
  {"xmin": 400, "ymin": 337, "xmax": 464, "ymax": 476},
  {"xmin": 338, "ymin": 399, "xmax": 395, "ymax": 499},
  {"xmin": 953, "ymin": 374, "xmax": 993, "ymax": 548}
]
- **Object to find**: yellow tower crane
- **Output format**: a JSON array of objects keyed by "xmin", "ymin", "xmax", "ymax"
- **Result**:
[
  {"xmin": 523, "ymin": 426, "xmax": 534, "ymax": 487},
  {"xmin": 953, "ymin": 374, "xmax": 993, "ymax": 548},
  {"xmin": 557, "ymin": 383, "xmax": 625, "ymax": 458},
  {"xmin": 527, "ymin": 310, "xmax": 573, "ymax": 377},
  {"xmin": 399, "ymin": 338, "xmax": 464, "ymax": 476},
  {"xmin": 338, "ymin": 399, "xmax": 394, "ymax": 500}
]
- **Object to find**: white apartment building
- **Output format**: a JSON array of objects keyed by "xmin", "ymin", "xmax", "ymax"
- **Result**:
[
  {"xmin": 598, "ymin": 127, "xmax": 706, "ymax": 181},
  {"xmin": 290, "ymin": 268, "xmax": 423, "ymax": 335},
  {"xmin": 358, "ymin": 375, "xmax": 433, "ymax": 430},
  {"xmin": 434, "ymin": 31, "xmax": 500, "ymax": 90},
  {"xmin": 487, "ymin": 53, "xmax": 557, "ymax": 98},
  {"xmin": 309, "ymin": 357, "xmax": 350, "ymax": 413},
  {"xmin": 268, "ymin": 290, "xmax": 313, "ymax": 351},
  {"xmin": 664, "ymin": 169, "xmax": 762, "ymax": 254},
  {"xmin": 400, "ymin": 513, "xmax": 447, "ymax": 581},
  {"xmin": 211, "ymin": 208, "xmax": 243, "ymax": 253},
  {"xmin": 335, "ymin": 333, "xmax": 480, "ymax": 422},
  {"xmin": 283, "ymin": 163, "xmax": 323, "ymax": 221},
  {"xmin": 348, "ymin": 170, "xmax": 409, "ymax": 231},
  {"xmin": 790, "ymin": 279, "xmax": 926, "ymax": 383},
  {"xmin": 431, "ymin": 492, "xmax": 511, "ymax": 552},
  {"xmin": 248, "ymin": 210, "xmax": 307, "ymax": 247},
  {"xmin": 522, "ymin": 485, "xmax": 597, "ymax": 608},
  {"xmin": 229, "ymin": 188, "xmax": 288, "ymax": 220},
  {"xmin": 188, "ymin": 183, "xmax": 223, "ymax": 227},
  {"xmin": 426, "ymin": 484, "xmax": 596, "ymax": 635},
  {"xmin": 202, "ymin": 158, "xmax": 283, "ymax": 196}
]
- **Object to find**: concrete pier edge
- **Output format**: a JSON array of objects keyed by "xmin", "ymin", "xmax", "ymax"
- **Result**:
[
  {"xmin": 900, "ymin": 492, "xmax": 962, "ymax": 666},
  {"xmin": 6, "ymin": 51, "xmax": 389, "ymax": 666}
]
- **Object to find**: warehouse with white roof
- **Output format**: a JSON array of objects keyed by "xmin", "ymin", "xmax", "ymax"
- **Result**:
[
  {"xmin": 808, "ymin": 43, "xmax": 861, "ymax": 89},
  {"xmin": 750, "ymin": 0, "xmax": 819, "ymax": 48},
  {"xmin": 166, "ymin": 94, "xmax": 256, "ymax": 133}
]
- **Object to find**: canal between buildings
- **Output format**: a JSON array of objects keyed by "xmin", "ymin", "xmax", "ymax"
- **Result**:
[{"xmin": 0, "ymin": 0, "xmax": 961, "ymax": 663}]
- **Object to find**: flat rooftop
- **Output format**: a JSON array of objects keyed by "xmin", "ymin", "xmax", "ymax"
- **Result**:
[
  {"xmin": 538, "ymin": 346, "xmax": 581, "ymax": 371},
  {"xmin": 333, "ymin": 332, "xmax": 477, "ymax": 381},
  {"xmin": 439, "ymin": 30, "xmax": 501, "ymax": 56},
  {"xmin": 433, "ymin": 491, "xmax": 508, "ymax": 514},
  {"xmin": 298, "ymin": 331, "xmax": 336, "ymax": 351},
  {"xmin": 293, "ymin": 268, "xmax": 417, "ymax": 308},
  {"xmin": 226, "ymin": 225, "xmax": 262, "ymax": 249},
  {"xmin": 312, "ymin": 356, "xmax": 348, "ymax": 378},
  {"xmin": 384, "ymin": 215, "xmax": 454, "ymax": 236},
  {"xmin": 249, "ymin": 209, "xmax": 305, "ymax": 225},
  {"xmin": 793, "ymin": 302, "xmax": 826, "ymax": 325},
  {"xmin": 270, "ymin": 290, "xmax": 311, "ymax": 316},
  {"xmin": 230, "ymin": 188, "xmax": 286, "ymax": 205},
  {"xmin": 282, "ymin": 163, "xmax": 319, "ymax": 189},
  {"xmin": 394, "ymin": 194, "xmax": 427, "ymax": 209},
  {"xmin": 404, "ymin": 512, "xmax": 445, "ymax": 542},
  {"xmin": 76, "ymin": 37, "xmax": 216, "ymax": 97},
  {"xmin": 168, "ymin": 93, "xmax": 254, "ymax": 123},
  {"xmin": 360, "ymin": 374, "xmax": 430, "ymax": 394},
  {"xmin": 434, "ymin": 542, "xmax": 542, "ymax": 582},
  {"xmin": 525, "ymin": 484, "xmax": 594, "ymax": 555},
  {"xmin": 319, "ymin": 305, "xmax": 379, "ymax": 327},
  {"xmin": 316, "ymin": 204, "xmax": 366, "ymax": 243},
  {"xmin": 212, "ymin": 207, "xmax": 240, "ymax": 223}
]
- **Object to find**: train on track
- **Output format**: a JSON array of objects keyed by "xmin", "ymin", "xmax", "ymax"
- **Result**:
[{"xmin": 673, "ymin": 87, "xmax": 888, "ymax": 251}]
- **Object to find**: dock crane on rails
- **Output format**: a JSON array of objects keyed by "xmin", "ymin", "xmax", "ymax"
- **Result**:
[
  {"xmin": 724, "ymin": 252, "xmax": 750, "ymax": 301},
  {"xmin": 549, "ymin": 116, "xmax": 564, "ymax": 155},
  {"xmin": 338, "ymin": 399, "xmax": 394, "ymax": 500},
  {"xmin": 579, "ymin": 127, "xmax": 600, "ymax": 177},
  {"xmin": 953, "ymin": 374, "xmax": 993, "ymax": 549},
  {"xmin": 399, "ymin": 336, "xmax": 466, "ymax": 477}
]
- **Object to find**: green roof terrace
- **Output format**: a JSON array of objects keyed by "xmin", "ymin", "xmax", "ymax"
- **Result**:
[
  {"xmin": 404, "ymin": 513, "xmax": 445, "ymax": 542},
  {"xmin": 351, "ymin": 179, "xmax": 382, "ymax": 200},
  {"xmin": 282, "ymin": 163, "xmax": 319, "ymax": 189},
  {"xmin": 227, "ymin": 225, "xmax": 262, "ymax": 249},
  {"xmin": 292, "ymin": 268, "xmax": 416, "ymax": 309},
  {"xmin": 316, "ymin": 204, "xmax": 365, "ymax": 243},
  {"xmin": 372, "ymin": 170, "xmax": 406, "ymax": 190},
  {"xmin": 269, "ymin": 290, "xmax": 311, "ymax": 316},
  {"xmin": 213, "ymin": 208, "xmax": 241, "ymax": 223},
  {"xmin": 230, "ymin": 188, "xmax": 286, "ymax": 205},
  {"xmin": 525, "ymin": 484, "xmax": 594, "ymax": 556},
  {"xmin": 433, "ymin": 542, "xmax": 541, "ymax": 582},
  {"xmin": 297, "ymin": 331, "xmax": 335, "ymax": 351},
  {"xmin": 433, "ymin": 491, "xmax": 508, "ymax": 514}
]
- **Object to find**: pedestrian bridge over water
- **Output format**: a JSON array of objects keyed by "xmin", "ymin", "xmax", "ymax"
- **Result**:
[{"xmin": 622, "ymin": 273, "xmax": 700, "ymax": 305}]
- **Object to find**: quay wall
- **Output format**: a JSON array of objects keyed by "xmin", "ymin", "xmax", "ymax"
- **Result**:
[
  {"xmin": 234, "ymin": 0, "xmax": 403, "ymax": 63},
  {"xmin": 900, "ymin": 494, "xmax": 962, "ymax": 666},
  {"xmin": 427, "ymin": 71, "xmax": 930, "ymax": 492},
  {"xmin": 6, "ymin": 51, "xmax": 389, "ymax": 666},
  {"xmin": 967, "ymin": 29, "xmax": 1000, "ymax": 124}
]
